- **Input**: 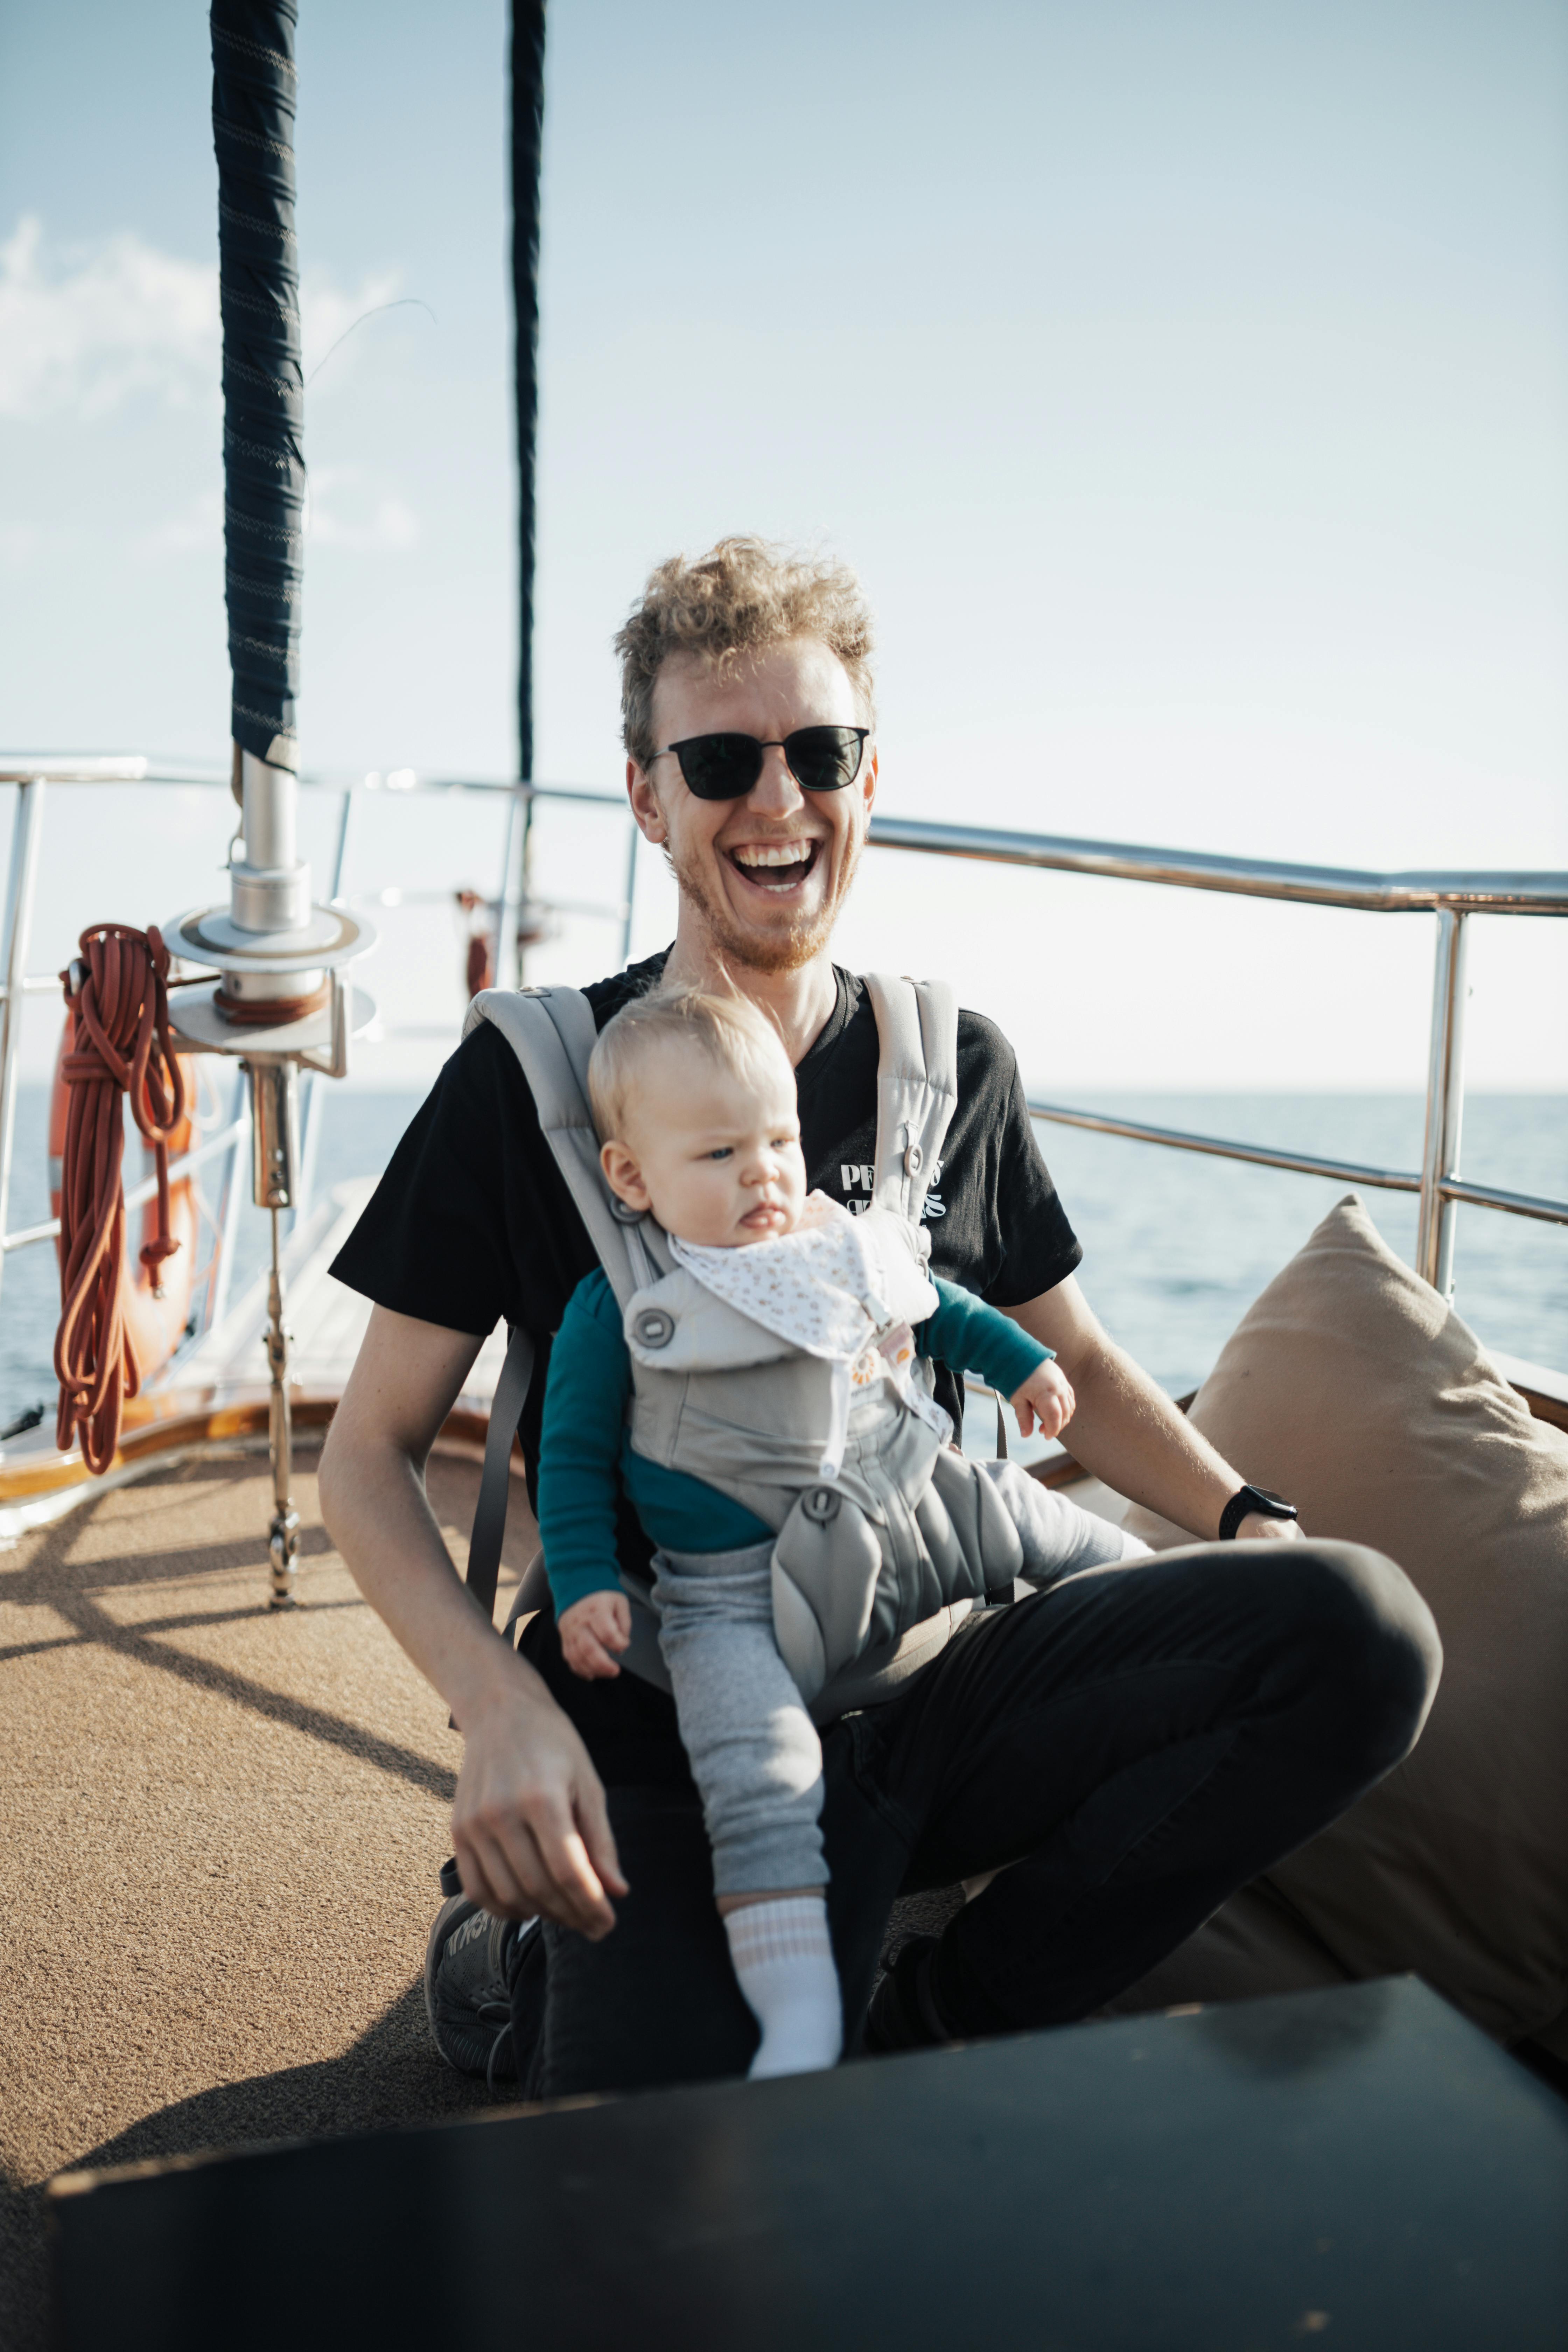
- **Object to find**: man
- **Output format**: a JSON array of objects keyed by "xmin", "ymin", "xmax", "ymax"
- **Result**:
[{"xmin": 320, "ymin": 537, "xmax": 1439, "ymax": 2098}]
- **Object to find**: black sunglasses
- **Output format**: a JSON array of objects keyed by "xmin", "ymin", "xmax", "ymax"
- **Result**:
[{"xmin": 654, "ymin": 725, "xmax": 869, "ymax": 801}]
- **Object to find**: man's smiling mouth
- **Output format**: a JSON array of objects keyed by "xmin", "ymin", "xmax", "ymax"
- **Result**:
[{"xmin": 726, "ymin": 840, "xmax": 821, "ymax": 894}]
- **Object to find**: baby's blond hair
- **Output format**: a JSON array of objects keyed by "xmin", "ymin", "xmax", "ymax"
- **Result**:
[{"xmin": 588, "ymin": 982, "xmax": 790, "ymax": 1145}]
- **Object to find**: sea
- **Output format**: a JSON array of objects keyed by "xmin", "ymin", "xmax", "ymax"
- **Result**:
[{"xmin": 2, "ymin": 1083, "xmax": 1563, "ymax": 1439}]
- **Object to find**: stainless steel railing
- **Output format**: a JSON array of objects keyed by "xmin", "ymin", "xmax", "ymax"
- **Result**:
[
  {"xmin": 863, "ymin": 813, "xmax": 1568, "ymax": 917},
  {"xmin": 867, "ymin": 813, "xmax": 1568, "ymax": 1289},
  {"xmin": 2, "ymin": 760, "xmax": 1564, "ymax": 1369}
]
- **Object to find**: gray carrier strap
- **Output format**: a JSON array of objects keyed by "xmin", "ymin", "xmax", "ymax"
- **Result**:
[
  {"xmin": 459, "ymin": 983, "xmax": 666, "ymax": 1634},
  {"xmin": 863, "ymin": 973, "xmax": 959, "ymax": 1222},
  {"xmin": 463, "ymin": 1323, "xmax": 534, "ymax": 1624},
  {"xmin": 463, "ymin": 986, "xmax": 667, "ymax": 1307}
]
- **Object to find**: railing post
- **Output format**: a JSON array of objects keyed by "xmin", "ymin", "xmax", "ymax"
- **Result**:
[
  {"xmin": 294, "ymin": 786, "xmax": 355, "ymax": 1220},
  {"xmin": 0, "ymin": 778, "xmax": 46, "ymax": 1322},
  {"xmin": 493, "ymin": 786, "xmax": 523, "ymax": 994},
  {"xmin": 515, "ymin": 791, "xmax": 538, "ymax": 987},
  {"xmin": 1416, "ymin": 904, "xmax": 1469, "ymax": 1296},
  {"xmin": 621, "ymin": 814, "xmax": 639, "ymax": 969}
]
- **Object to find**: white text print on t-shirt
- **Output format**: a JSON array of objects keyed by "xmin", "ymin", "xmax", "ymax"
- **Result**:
[{"xmin": 836, "ymin": 1161, "xmax": 946, "ymax": 1219}]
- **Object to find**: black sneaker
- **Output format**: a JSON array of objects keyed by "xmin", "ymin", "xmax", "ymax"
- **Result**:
[
  {"xmin": 423, "ymin": 1893, "xmax": 538, "ymax": 2088},
  {"xmin": 863, "ymin": 1933, "xmax": 954, "ymax": 2055}
]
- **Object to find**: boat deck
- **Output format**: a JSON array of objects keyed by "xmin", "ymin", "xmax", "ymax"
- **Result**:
[{"xmin": 0, "ymin": 1445, "xmax": 528, "ymax": 2343}]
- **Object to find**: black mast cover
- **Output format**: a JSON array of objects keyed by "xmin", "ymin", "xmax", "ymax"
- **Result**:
[
  {"xmin": 512, "ymin": 2, "xmax": 546, "ymax": 785},
  {"xmin": 211, "ymin": 0, "xmax": 303, "ymax": 771}
]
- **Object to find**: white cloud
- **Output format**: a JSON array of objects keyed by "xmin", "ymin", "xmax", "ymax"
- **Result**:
[
  {"xmin": 0, "ymin": 215, "xmax": 216, "ymax": 419},
  {"xmin": 304, "ymin": 466, "xmax": 419, "ymax": 551},
  {"xmin": 0, "ymin": 215, "xmax": 402, "ymax": 421}
]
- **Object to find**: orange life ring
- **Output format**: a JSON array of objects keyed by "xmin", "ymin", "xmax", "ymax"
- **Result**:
[{"xmin": 48, "ymin": 1012, "xmax": 204, "ymax": 1385}]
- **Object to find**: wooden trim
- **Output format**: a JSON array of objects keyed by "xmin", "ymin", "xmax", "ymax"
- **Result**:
[
  {"xmin": 0, "ymin": 1390, "xmax": 522, "ymax": 1507},
  {"xmin": 1512, "ymin": 1382, "xmax": 1568, "ymax": 1437}
]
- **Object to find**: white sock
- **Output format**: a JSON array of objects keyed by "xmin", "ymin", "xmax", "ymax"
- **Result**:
[{"xmin": 724, "ymin": 1895, "xmax": 842, "ymax": 2079}]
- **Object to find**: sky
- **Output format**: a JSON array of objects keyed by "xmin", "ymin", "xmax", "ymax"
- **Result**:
[{"xmin": 1, "ymin": 0, "xmax": 1565, "ymax": 1096}]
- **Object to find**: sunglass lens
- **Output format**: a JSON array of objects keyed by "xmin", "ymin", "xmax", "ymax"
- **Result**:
[
  {"xmin": 673, "ymin": 735, "xmax": 762, "ymax": 799},
  {"xmin": 786, "ymin": 727, "xmax": 864, "ymax": 791}
]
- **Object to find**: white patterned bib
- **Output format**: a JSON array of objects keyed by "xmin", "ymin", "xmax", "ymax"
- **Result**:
[{"xmin": 669, "ymin": 1194, "xmax": 949, "ymax": 1477}]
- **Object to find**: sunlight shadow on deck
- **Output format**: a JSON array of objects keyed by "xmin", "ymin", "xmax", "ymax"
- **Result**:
[
  {"xmin": 0, "ymin": 1474, "xmax": 458, "ymax": 1800},
  {"xmin": 78, "ymin": 1976, "xmax": 492, "ymax": 2175}
]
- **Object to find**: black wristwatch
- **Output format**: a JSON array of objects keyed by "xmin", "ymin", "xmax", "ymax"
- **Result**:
[{"xmin": 1218, "ymin": 1484, "xmax": 1298, "ymax": 1542}]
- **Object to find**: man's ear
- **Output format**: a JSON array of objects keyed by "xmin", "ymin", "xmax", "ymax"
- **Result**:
[
  {"xmin": 627, "ymin": 761, "xmax": 667, "ymax": 845},
  {"xmin": 602, "ymin": 1138, "xmax": 651, "ymax": 1211}
]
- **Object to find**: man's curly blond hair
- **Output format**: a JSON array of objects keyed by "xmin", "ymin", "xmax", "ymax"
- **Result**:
[{"xmin": 614, "ymin": 537, "xmax": 875, "ymax": 770}]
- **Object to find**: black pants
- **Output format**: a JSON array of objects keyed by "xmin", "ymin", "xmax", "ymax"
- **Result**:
[{"xmin": 513, "ymin": 1541, "xmax": 1440, "ymax": 2099}]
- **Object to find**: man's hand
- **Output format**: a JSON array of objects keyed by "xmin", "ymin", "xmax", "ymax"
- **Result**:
[
  {"xmin": 453, "ymin": 1685, "xmax": 630, "ymax": 1934},
  {"xmin": 1010, "ymin": 1358, "xmax": 1077, "ymax": 1443},
  {"xmin": 1236, "ymin": 1512, "xmax": 1303, "ymax": 1543},
  {"xmin": 319, "ymin": 1306, "xmax": 629, "ymax": 1939},
  {"xmin": 559, "ymin": 1589, "xmax": 632, "ymax": 1679}
]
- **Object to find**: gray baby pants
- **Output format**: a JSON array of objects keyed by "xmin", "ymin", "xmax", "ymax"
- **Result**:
[{"xmin": 650, "ymin": 1462, "xmax": 1149, "ymax": 1900}]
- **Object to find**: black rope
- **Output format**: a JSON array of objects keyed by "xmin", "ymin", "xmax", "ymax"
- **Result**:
[
  {"xmin": 512, "ymin": 1, "xmax": 547, "ymax": 788},
  {"xmin": 211, "ymin": 1, "xmax": 303, "ymax": 770}
]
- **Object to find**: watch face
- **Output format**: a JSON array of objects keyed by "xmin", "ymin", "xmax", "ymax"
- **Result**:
[{"xmin": 1251, "ymin": 1488, "xmax": 1296, "ymax": 1515}]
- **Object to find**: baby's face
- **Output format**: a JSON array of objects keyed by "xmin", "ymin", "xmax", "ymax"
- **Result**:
[{"xmin": 603, "ymin": 1041, "xmax": 807, "ymax": 1247}]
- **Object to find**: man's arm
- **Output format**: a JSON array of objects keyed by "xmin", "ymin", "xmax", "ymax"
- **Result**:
[
  {"xmin": 1003, "ymin": 1274, "xmax": 1300, "ymax": 1544},
  {"xmin": 922, "ymin": 1276, "xmax": 1051, "ymax": 1400},
  {"xmin": 318, "ymin": 1306, "xmax": 628, "ymax": 1932}
]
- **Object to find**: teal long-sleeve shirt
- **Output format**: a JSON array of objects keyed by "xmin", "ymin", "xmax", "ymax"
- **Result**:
[{"xmin": 537, "ymin": 1268, "xmax": 1051, "ymax": 1617}]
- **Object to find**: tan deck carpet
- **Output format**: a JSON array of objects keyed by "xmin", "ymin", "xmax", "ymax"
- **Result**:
[{"xmin": 0, "ymin": 1444, "xmax": 539, "ymax": 2349}]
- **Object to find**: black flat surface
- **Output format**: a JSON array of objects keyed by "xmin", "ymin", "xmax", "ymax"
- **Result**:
[{"xmin": 49, "ymin": 1979, "xmax": 1568, "ymax": 2351}]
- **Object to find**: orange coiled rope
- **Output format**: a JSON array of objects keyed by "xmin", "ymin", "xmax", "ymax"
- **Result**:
[{"xmin": 54, "ymin": 925, "xmax": 188, "ymax": 1472}]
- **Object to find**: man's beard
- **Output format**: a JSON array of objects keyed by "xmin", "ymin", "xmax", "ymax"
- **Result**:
[{"xmin": 665, "ymin": 831, "xmax": 863, "ymax": 976}]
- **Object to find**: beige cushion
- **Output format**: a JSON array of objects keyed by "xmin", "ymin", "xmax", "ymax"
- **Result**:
[{"xmin": 1118, "ymin": 1194, "xmax": 1568, "ymax": 2043}]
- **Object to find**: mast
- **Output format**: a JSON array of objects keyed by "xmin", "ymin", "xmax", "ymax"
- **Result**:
[
  {"xmin": 158, "ymin": 0, "xmax": 372, "ymax": 1604},
  {"xmin": 508, "ymin": 3, "xmax": 547, "ymax": 983},
  {"xmin": 212, "ymin": 0, "xmax": 308, "ymax": 896},
  {"xmin": 512, "ymin": 1, "xmax": 547, "ymax": 790}
]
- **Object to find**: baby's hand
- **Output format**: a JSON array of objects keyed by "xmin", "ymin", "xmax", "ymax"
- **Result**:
[
  {"xmin": 559, "ymin": 1590, "xmax": 632, "ymax": 1680},
  {"xmin": 1011, "ymin": 1358, "xmax": 1076, "ymax": 1443}
]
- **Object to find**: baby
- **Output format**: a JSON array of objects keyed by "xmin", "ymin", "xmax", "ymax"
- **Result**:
[{"xmin": 536, "ymin": 985, "xmax": 1147, "ymax": 2079}]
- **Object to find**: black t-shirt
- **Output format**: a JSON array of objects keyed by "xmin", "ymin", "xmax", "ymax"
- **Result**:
[
  {"xmin": 334, "ymin": 948, "xmax": 1079, "ymax": 1457},
  {"xmin": 331, "ymin": 952, "xmax": 1081, "ymax": 1774}
]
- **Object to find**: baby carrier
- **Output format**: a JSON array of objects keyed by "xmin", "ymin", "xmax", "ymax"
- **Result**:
[{"xmin": 461, "ymin": 975, "xmax": 1026, "ymax": 1717}]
